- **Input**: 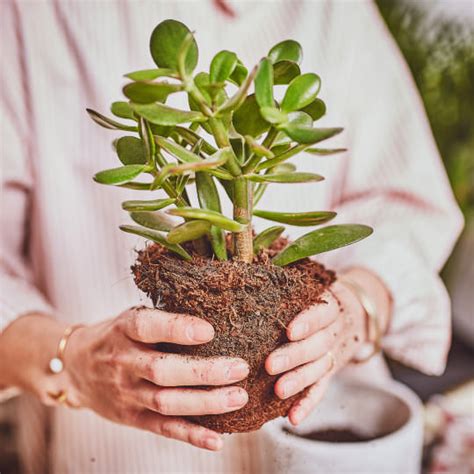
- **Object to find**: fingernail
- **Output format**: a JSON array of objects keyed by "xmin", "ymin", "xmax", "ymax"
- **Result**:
[
  {"xmin": 227, "ymin": 362, "xmax": 249, "ymax": 381},
  {"xmin": 205, "ymin": 436, "xmax": 222, "ymax": 450},
  {"xmin": 226, "ymin": 389, "xmax": 248, "ymax": 408},
  {"xmin": 281, "ymin": 379, "xmax": 297, "ymax": 398},
  {"xmin": 291, "ymin": 322, "xmax": 309, "ymax": 340},
  {"xmin": 271, "ymin": 355, "xmax": 289, "ymax": 374},
  {"xmin": 187, "ymin": 323, "xmax": 213, "ymax": 343}
]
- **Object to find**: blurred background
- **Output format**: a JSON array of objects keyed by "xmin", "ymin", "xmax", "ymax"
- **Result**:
[{"xmin": 1, "ymin": 1, "xmax": 473, "ymax": 472}]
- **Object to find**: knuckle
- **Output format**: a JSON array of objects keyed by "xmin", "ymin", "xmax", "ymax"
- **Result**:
[
  {"xmin": 160, "ymin": 420, "xmax": 175, "ymax": 439},
  {"xmin": 153, "ymin": 390, "xmax": 169, "ymax": 415},
  {"xmin": 148, "ymin": 358, "xmax": 165, "ymax": 385}
]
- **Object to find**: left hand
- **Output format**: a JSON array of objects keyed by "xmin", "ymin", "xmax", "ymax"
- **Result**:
[{"xmin": 265, "ymin": 279, "xmax": 367, "ymax": 425}]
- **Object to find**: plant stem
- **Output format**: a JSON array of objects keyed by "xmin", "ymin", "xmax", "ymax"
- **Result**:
[
  {"xmin": 242, "ymin": 127, "xmax": 278, "ymax": 173},
  {"xmin": 233, "ymin": 177, "xmax": 253, "ymax": 262}
]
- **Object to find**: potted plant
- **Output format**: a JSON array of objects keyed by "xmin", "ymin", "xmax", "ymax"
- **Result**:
[{"xmin": 87, "ymin": 19, "xmax": 373, "ymax": 433}]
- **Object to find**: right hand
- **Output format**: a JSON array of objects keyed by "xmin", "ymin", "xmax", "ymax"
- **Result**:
[{"xmin": 63, "ymin": 306, "xmax": 250, "ymax": 451}]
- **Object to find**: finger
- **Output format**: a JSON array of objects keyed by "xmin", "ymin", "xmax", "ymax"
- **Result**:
[
  {"xmin": 287, "ymin": 291, "xmax": 340, "ymax": 341},
  {"xmin": 288, "ymin": 374, "xmax": 332, "ymax": 426},
  {"xmin": 130, "ymin": 349, "xmax": 249, "ymax": 387},
  {"xmin": 274, "ymin": 352, "xmax": 335, "ymax": 400},
  {"xmin": 136, "ymin": 382, "xmax": 248, "ymax": 416},
  {"xmin": 120, "ymin": 306, "xmax": 214, "ymax": 345},
  {"xmin": 266, "ymin": 317, "xmax": 344, "ymax": 375},
  {"xmin": 134, "ymin": 410, "xmax": 223, "ymax": 451}
]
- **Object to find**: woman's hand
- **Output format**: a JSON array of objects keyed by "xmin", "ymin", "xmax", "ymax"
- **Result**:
[
  {"xmin": 265, "ymin": 268, "xmax": 391, "ymax": 425},
  {"xmin": 62, "ymin": 306, "xmax": 249, "ymax": 450}
]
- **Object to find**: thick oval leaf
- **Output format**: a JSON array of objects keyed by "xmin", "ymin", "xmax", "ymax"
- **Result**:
[
  {"xmin": 256, "ymin": 144, "xmax": 307, "ymax": 171},
  {"xmin": 255, "ymin": 58, "xmax": 274, "ymax": 108},
  {"xmin": 131, "ymin": 103, "xmax": 206, "ymax": 126},
  {"xmin": 268, "ymin": 40, "xmax": 303, "ymax": 64},
  {"xmin": 210, "ymin": 50, "xmax": 238, "ymax": 84},
  {"xmin": 232, "ymin": 94, "xmax": 270, "ymax": 137},
  {"xmin": 273, "ymin": 224, "xmax": 373, "ymax": 266},
  {"xmin": 124, "ymin": 68, "xmax": 176, "ymax": 81},
  {"xmin": 229, "ymin": 61, "xmax": 248, "ymax": 86},
  {"xmin": 174, "ymin": 126, "xmax": 217, "ymax": 154},
  {"xmin": 119, "ymin": 225, "xmax": 191, "ymax": 260},
  {"xmin": 281, "ymin": 73, "xmax": 321, "ymax": 113},
  {"xmin": 287, "ymin": 111, "xmax": 313, "ymax": 128},
  {"xmin": 130, "ymin": 211, "xmax": 175, "ymax": 232},
  {"xmin": 306, "ymin": 147, "xmax": 347, "ymax": 155},
  {"xmin": 122, "ymin": 198, "xmax": 175, "ymax": 212},
  {"xmin": 244, "ymin": 135, "xmax": 273, "ymax": 158},
  {"xmin": 119, "ymin": 181, "xmax": 153, "ymax": 190},
  {"xmin": 93, "ymin": 164, "xmax": 146, "ymax": 185},
  {"xmin": 281, "ymin": 125, "xmax": 343, "ymax": 144},
  {"xmin": 273, "ymin": 60, "xmax": 301, "ymax": 85},
  {"xmin": 123, "ymin": 82, "xmax": 182, "ymax": 104},
  {"xmin": 167, "ymin": 220, "xmax": 211, "ymax": 244},
  {"xmin": 149, "ymin": 19, "xmax": 198, "ymax": 74},
  {"xmin": 260, "ymin": 107, "xmax": 288, "ymax": 125},
  {"xmin": 254, "ymin": 209, "xmax": 336, "ymax": 226},
  {"xmin": 246, "ymin": 172, "xmax": 324, "ymax": 183},
  {"xmin": 116, "ymin": 136, "xmax": 147, "ymax": 165},
  {"xmin": 253, "ymin": 226, "xmax": 285, "ymax": 252},
  {"xmin": 301, "ymin": 98, "xmax": 326, "ymax": 121},
  {"xmin": 167, "ymin": 207, "xmax": 245, "ymax": 232},
  {"xmin": 111, "ymin": 102, "xmax": 135, "ymax": 120},
  {"xmin": 86, "ymin": 109, "xmax": 138, "ymax": 132}
]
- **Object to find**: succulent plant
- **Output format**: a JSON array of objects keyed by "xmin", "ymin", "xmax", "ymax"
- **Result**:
[{"xmin": 88, "ymin": 19, "xmax": 372, "ymax": 264}]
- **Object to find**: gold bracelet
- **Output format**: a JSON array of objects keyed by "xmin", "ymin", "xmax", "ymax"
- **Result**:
[
  {"xmin": 48, "ymin": 325, "xmax": 84, "ymax": 374},
  {"xmin": 339, "ymin": 277, "xmax": 382, "ymax": 363}
]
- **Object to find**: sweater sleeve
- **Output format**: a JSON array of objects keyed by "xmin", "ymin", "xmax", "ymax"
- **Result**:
[
  {"xmin": 0, "ymin": 1, "xmax": 54, "ymax": 333},
  {"xmin": 319, "ymin": 1, "xmax": 464, "ymax": 375}
]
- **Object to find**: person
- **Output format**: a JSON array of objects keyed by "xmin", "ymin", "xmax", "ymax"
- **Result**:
[{"xmin": 0, "ymin": 0, "xmax": 463, "ymax": 473}]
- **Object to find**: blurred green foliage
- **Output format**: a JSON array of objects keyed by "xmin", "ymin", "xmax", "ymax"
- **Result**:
[{"xmin": 377, "ymin": 1, "xmax": 474, "ymax": 218}]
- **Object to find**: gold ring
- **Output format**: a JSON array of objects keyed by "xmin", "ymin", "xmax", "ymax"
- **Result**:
[{"xmin": 326, "ymin": 351, "xmax": 336, "ymax": 372}]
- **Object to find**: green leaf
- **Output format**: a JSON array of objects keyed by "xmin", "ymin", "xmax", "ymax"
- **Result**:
[
  {"xmin": 168, "ymin": 207, "xmax": 246, "ymax": 232},
  {"xmin": 123, "ymin": 82, "xmax": 182, "ymax": 104},
  {"xmin": 148, "ymin": 122, "xmax": 175, "ymax": 137},
  {"xmin": 260, "ymin": 107, "xmax": 288, "ymax": 125},
  {"xmin": 124, "ymin": 68, "xmax": 176, "ymax": 81},
  {"xmin": 138, "ymin": 117, "xmax": 156, "ymax": 164},
  {"xmin": 130, "ymin": 211, "xmax": 175, "ymax": 232},
  {"xmin": 218, "ymin": 65, "xmax": 257, "ymax": 114},
  {"xmin": 111, "ymin": 102, "xmax": 135, "ymax": 120},
  {"xmin": 131, "ymin": 103, "xmax": 206, "ymax": 126},
  {"xmin": 306, "ymin": 147, "xmax": 347, "ymax": 155},
  {"xmin": 246, "ymin": 172, "xmax": 324, "ymax": 183},
  {"xmin": 268, "ymin": 40, "xmax": 303, "ymax": 64},
  {"xmin": 177, "ymin": 32, "xmax": 197, "ymax": 79},
  {"xmin": 280, "ymin": 125, "xmax": 343, "ymax": 144},
  {"xmin": 210, "ymin": 50, "xmax": 238, "ymax": 84},
  {"xmin": 232, "ymin": 94, "xmax": 270, "ymax": 137},
  {"xmin": 255, "ymin": 58, "xmax": 274, "ymax": 108},
  {"xmin": 301, "ymin": 98, "xmax": 326, "ymax": 121},
  {"xmin": 256, "ymin": 144, "xmax": 307, "ymax": 171},
  {"xmin": 273, "ymin": 225, "xmax": 373, "ymax": 266},
  {"xmin": 253, "ymin": 209, "xmax": 336, "ymax": 226},
  {"xmin": 116, "ymin": 136, "xmax": 147, "ymax": 165},
  {"xmin": 119, "ymin": 225, "xmax": 191, "ymax": 260},
  {"xmin": 281, "ymin": 73, "xmax": 321, "ymax": 113},
  {"xmin": 119, "ymin": 181, "xmax": 153, "ymax": 190},
  {"xmin": 229, "ymin": 61, "xmax": 248, "ymax": 86},
  {"xmin": 287, "ymin": 111, "xmax": 313, "ymax": 128},
  {"xmin": 122, "ymin": 198, "xmax": 175, "ymax": 212},
  {"xmin": 253, "ymin": 225, "xmax": 285, "ymax": 252},
  {"xmin": 167, "ymin": 220, "xmax": 211, "ymax": 244},
  {"xmin": 195, "ymin": 172, "xmax": 227, "ymax": 261},
  {"xmin": 273, "ymin": 60, "xmax": 301, "ymax": 85},
  {"xmin": 86, "ymin": 109, "xmax": 138, "ymax": 132},
  {"xmin": 149, "ymin": 19, "xmax": 198, "ymax": 74},
  {"xmin": 93, "ymin": 164, "xmax": 147, "ymax": 185}
]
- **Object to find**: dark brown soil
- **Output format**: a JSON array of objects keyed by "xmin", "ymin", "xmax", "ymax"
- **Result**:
[
  {"xmin": 131, "ymin": 238, "xmax": 335, "ymax": 433},
  {"xmin": 284, "ymin": 427, "xmax": 380, "ymax": 443}
]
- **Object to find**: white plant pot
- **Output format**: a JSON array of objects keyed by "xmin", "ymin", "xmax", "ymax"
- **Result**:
[{"xmin": 259, "ymin": 379, "xmax": 424, "ymax": 474}]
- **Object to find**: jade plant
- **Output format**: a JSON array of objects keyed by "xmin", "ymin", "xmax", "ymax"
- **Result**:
[{"xmin": 88, "ymin": 19, "xmax": 372, "ymax": 265}]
